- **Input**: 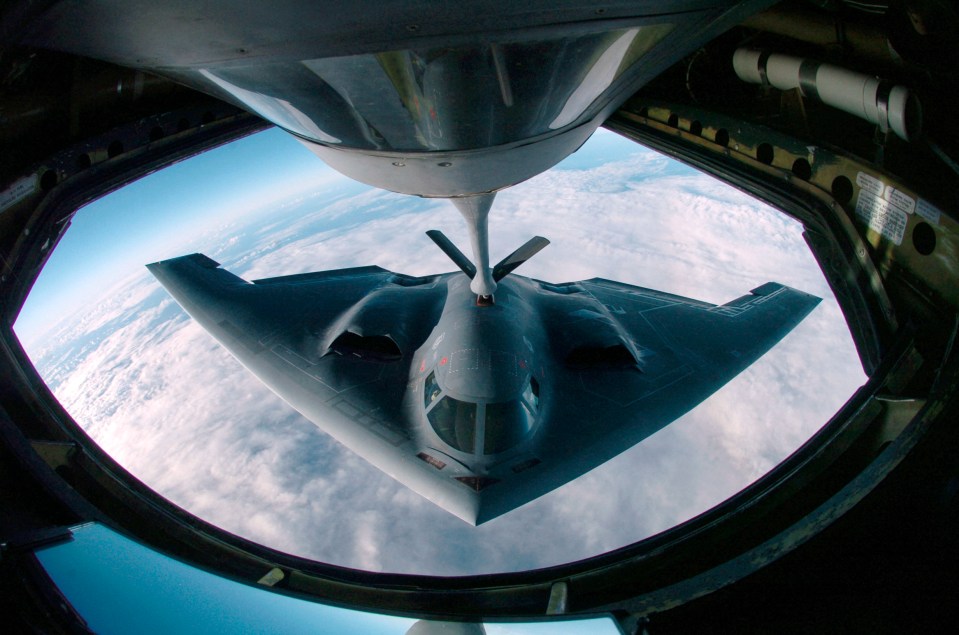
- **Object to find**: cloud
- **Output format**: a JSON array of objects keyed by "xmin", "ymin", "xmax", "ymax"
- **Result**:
[{"xmin": 24, "ymin": 131, "xmax": 866, "ymax": 575}]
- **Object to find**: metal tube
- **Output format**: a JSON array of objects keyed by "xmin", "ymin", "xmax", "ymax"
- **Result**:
[{"xmin": 733, "ymin": 48, "xmax": 922, "ymax": 141}]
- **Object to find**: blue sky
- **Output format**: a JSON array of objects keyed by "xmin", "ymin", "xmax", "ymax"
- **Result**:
[{"xmin": 15, "ymin": 129, "xmax": 345, "ymax": 345}]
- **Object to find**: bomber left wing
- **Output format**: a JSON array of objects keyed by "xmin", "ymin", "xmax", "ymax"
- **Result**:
[{"xmin": 146, "ymin": 254, "xmax": 490, "ymax": 522}]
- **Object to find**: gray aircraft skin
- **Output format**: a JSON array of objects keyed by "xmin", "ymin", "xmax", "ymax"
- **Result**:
[
  {"xmin": 147, "ymin": 228, "xmax": 820, "ymax": 525},
  {"xmin": 17, "ymin": 2, "xmax": 758, "ymax": 200}
]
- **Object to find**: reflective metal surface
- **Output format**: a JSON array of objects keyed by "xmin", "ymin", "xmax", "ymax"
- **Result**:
[{"xmin": 193, "ymin": 26, "xmax": 674, "ymax": 152}]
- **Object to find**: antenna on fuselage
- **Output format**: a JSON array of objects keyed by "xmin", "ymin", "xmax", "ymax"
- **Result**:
[{"xmin": 426, "ymin": 193, "xmax": 549, "ymax": 303}]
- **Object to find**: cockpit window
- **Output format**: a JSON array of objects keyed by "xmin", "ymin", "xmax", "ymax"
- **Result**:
[
  {"xmin": 425, "ymin": 373, "xmax": 539, "ymax": 455},
  {"xmin": 427, "ymin": 397, "xmax": 477, "ymax": 453},
  {"xmin": 522, "ymin": 377, "xmax": 540, "ymax": 411},
  {"xmin": 424, "ymin": 371, "xmax": 441, "ymax": 408},
  {"xmin": 484, "ymin": 400, "xmax": 535, "ymax": 455}
]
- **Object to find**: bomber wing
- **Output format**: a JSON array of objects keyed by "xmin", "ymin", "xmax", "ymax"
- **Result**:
[
  {"xmin": 469, "ymin": 278, "xmax": 821, "ymax": 523},
  {"xmin": 146, "ymin": 254, "xmax": 491, "ymax": 522}
]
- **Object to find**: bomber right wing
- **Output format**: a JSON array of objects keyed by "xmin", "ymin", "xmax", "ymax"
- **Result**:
[{"xmin": 468, "ymin": 278, "xmax": 821, "ymax": 524}]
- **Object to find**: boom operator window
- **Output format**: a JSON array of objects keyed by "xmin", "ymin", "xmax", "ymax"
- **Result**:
[{"xmin": 424, "ymin": 372, "xmax": 540, "ymax": 455}]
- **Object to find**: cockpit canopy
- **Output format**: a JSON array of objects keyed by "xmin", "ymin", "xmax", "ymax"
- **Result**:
[{"xmin": 424, "ymin": 371, "xmax": 539, "ymax": 455}]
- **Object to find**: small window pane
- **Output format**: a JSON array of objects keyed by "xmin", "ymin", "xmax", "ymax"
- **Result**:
[
  {"xmin": 428, "ymin": 397, "xmax": 476, "ymax": 453},
  {"xmin": 523, "ymin": 377, "xmax": 540, "ymax": 411},
  {"xmin": 424, "ymin": 371, "xmax": 441, "ymax": 408},
  {"xmin": 484, "ymin": 400, "xmax": 534, "ymax": 455}
]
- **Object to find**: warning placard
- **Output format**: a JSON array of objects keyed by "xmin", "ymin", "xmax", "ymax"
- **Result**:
[
  {"xmin": 856, "ymin": 171, "xmax": 884, "ymax": 197},
  {"xmin": 0, "ymin": 174, "xmax": 38, "ymax": 213},
  {"xmin": 884, "ymin": 186, "xmax": 915, "ymax": 214},
  {"xmin": 856, "ymin": 189, "xmax": 907, "ymax": 245},
  {"xmin": 917, "ymin": 198, "xmax": 943, "ymax": 225}
]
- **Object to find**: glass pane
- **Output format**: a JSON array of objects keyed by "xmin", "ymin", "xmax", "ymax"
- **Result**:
[
  {"xmin": 424, "ymin": 371, "xmax": 441, "ymax": 408},
  {"xmin": 484, "ymin": 400, "xmax": 534, "ymax": 455},
  {"xmin": 428, "ymin": 397, "xmax": 477, "ymax": 453}
]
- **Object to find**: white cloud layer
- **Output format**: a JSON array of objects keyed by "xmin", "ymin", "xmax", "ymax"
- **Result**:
[{"xmin": 24, "ymin": 131, "xmax": 865, "ymax": 575}]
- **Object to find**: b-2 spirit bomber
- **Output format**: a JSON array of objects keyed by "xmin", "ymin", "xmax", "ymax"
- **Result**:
[{"xmin": 148, "ymin": 193, "xmax": 819, "ymax": 525}]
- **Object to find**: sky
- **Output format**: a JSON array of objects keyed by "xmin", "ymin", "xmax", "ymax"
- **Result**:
[
  {"xmin": 15, "ymin": 127, "xmax": 867, "ymax": 578},
  {"xmin": 14, "ymin": 129, "xmax": 346, "ymax": 346}
]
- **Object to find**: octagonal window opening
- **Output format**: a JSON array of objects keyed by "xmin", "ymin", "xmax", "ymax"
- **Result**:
[{"xmin": 11, "ymin": 125, "xmax": 866, "ymax": 577}]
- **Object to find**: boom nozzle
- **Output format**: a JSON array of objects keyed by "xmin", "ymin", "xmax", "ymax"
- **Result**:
[
  {"xmin": 426, "ymin": 193, "xmax": 549, "ymax": 301},
  {"xmin": 425, "ymin": 230, "xmax": 550, "ymax": 297}
]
